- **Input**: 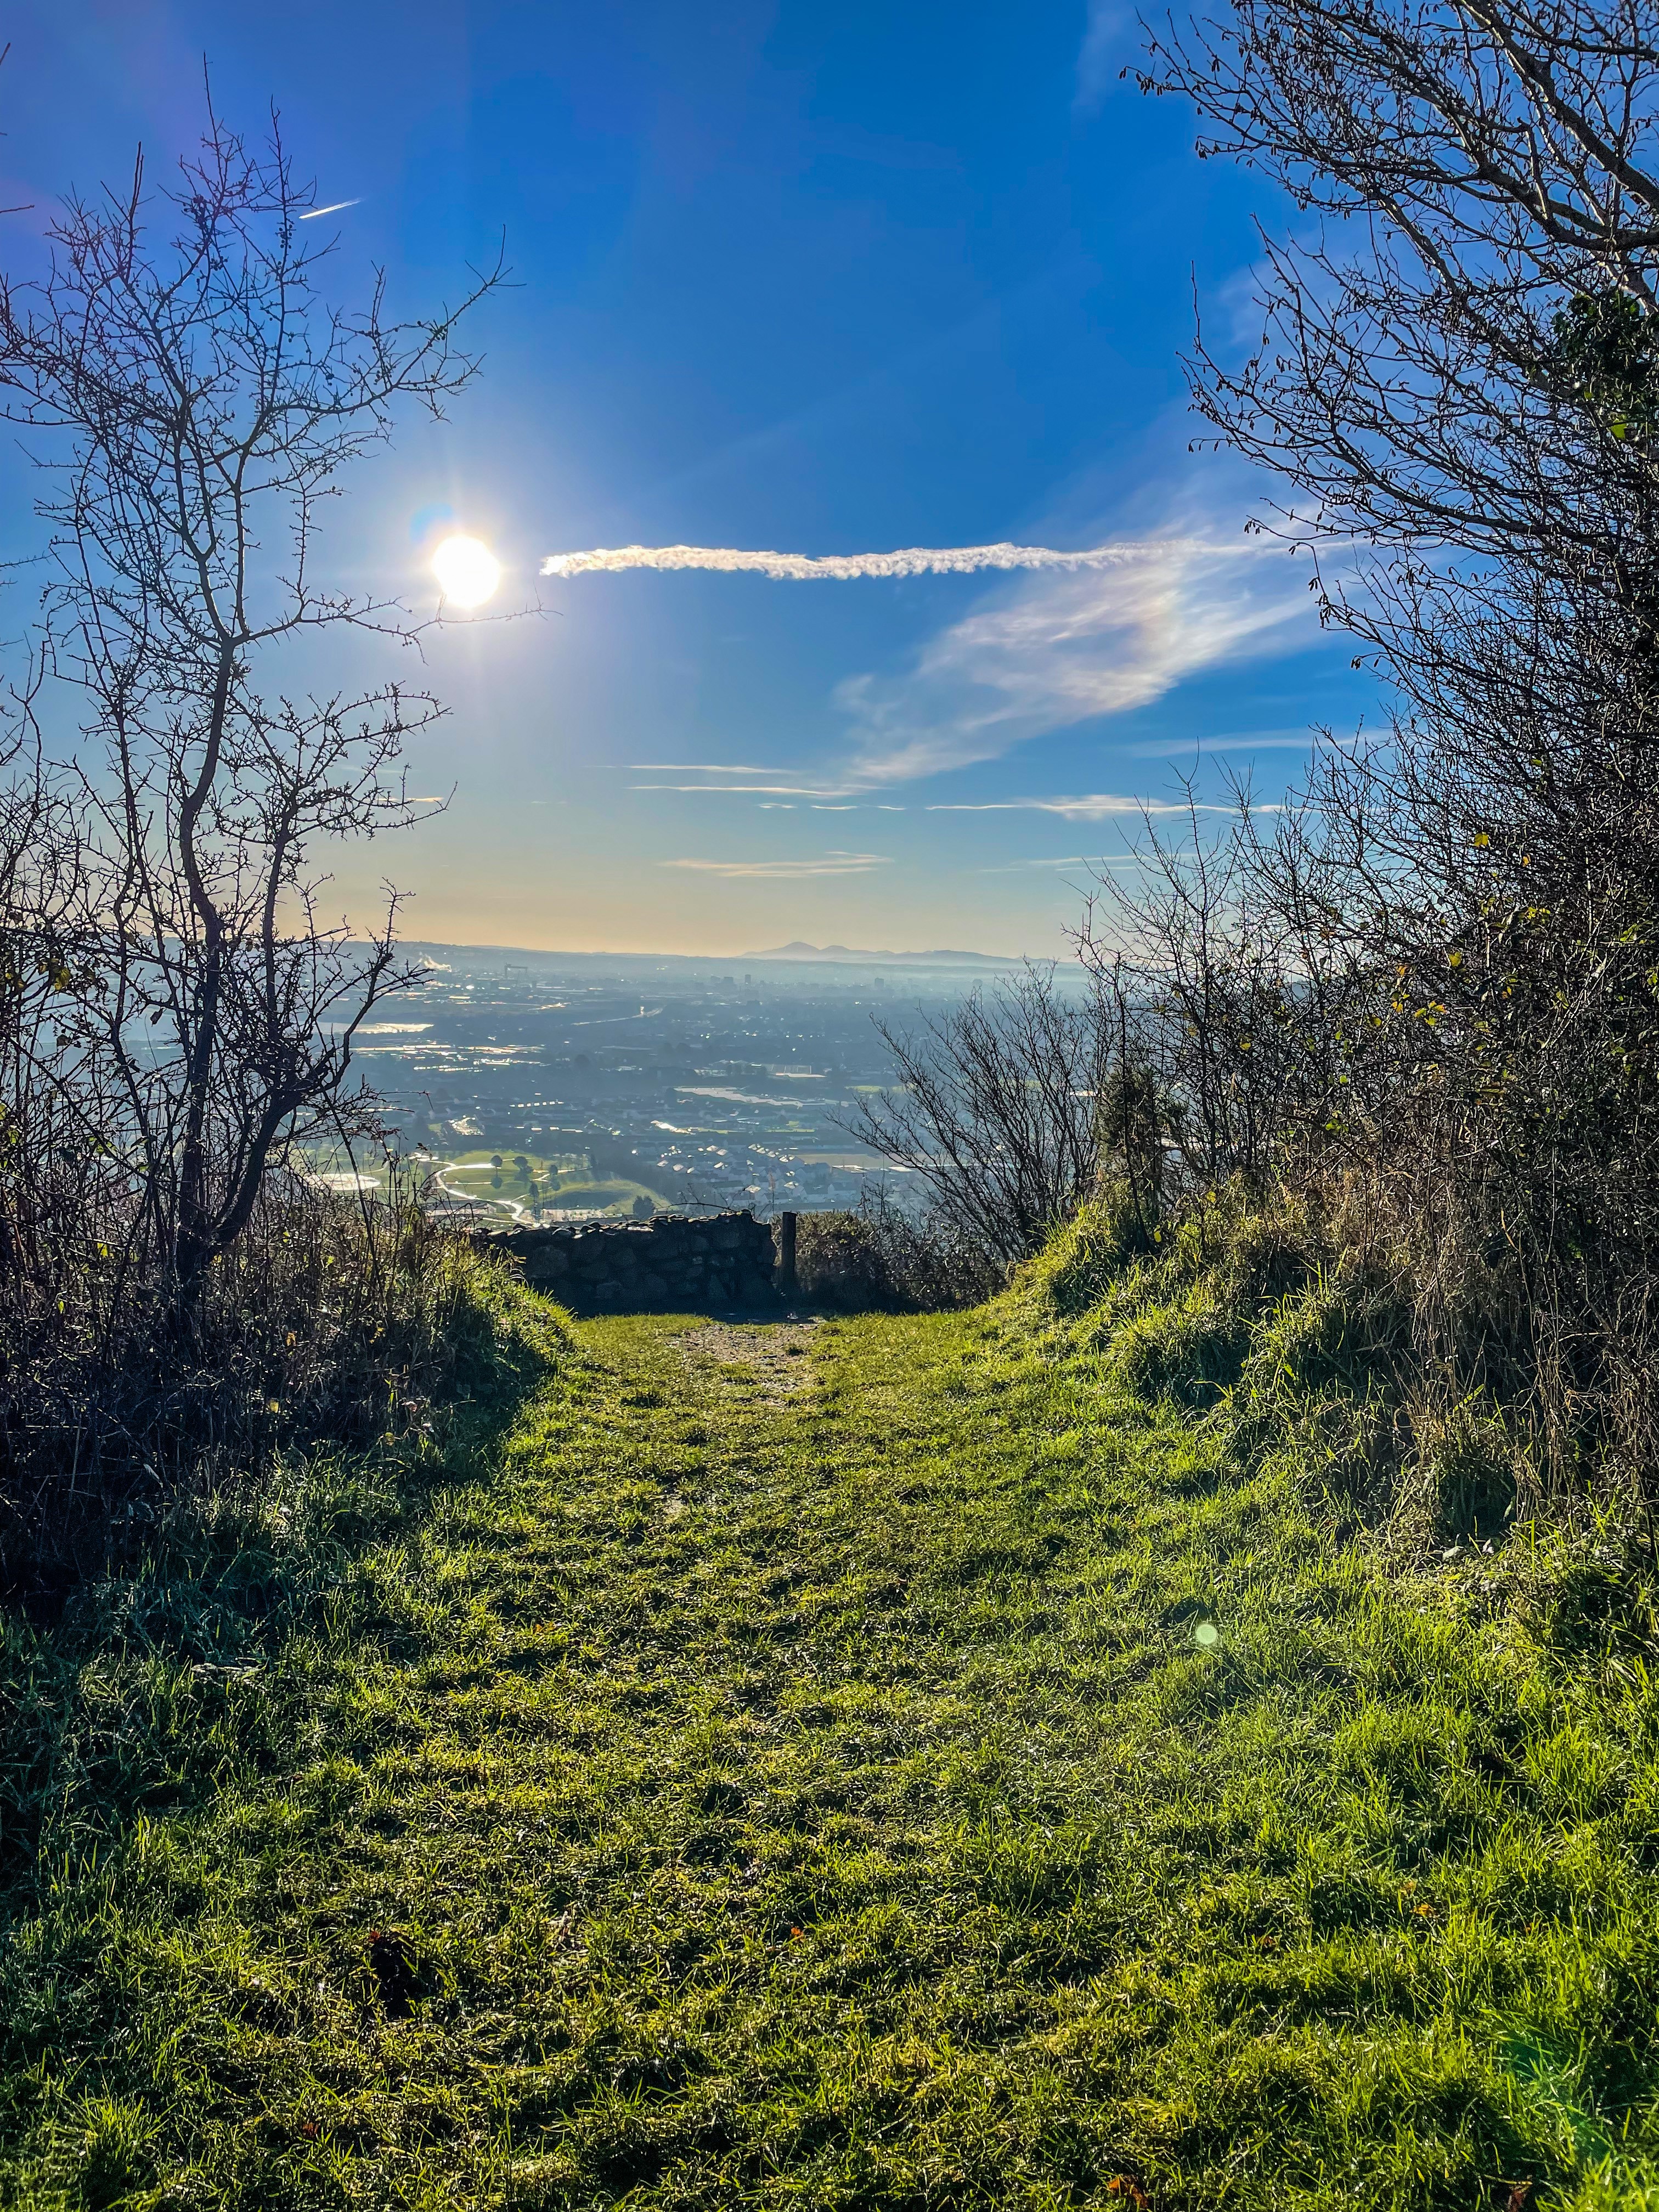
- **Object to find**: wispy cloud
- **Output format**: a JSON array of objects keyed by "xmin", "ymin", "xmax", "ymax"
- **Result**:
[
  {"xmin": 984, "ymin": 855, "xmax": 1091, "ymax": 872},
  {"xmin": 546, "ymin": 538, "xmax": 1212, "ymax": 582},
  {"xmin": 613, "ymin": 519, "xmax": 1324, "ymax": 802},
  {"xmin": 1075, "ymin": 0, "xmax": 1130, "ymax": 110},
  {"xmin": 637, "ymin": 775, "xmax": 909, "ymax": 810},
  {"xmin": 927, "ymin": 793, "xmax": 1234, "ymax": 819},
  {"xmin": 661, "ymin": 851, "xmax": 890, "ymax": 879},
  {"xmin": 982, "ymin": 845, "xmax": 1150, "ymax": 871},
  {"xmin": 632, "ymin": 761, "xmax": 855, "ymax": 797},
  {"xmin": 838, "ymin": 535, "xmax": 1318, "ymax": 785},
  {"xmin": 1126, "ymin": 726, "xmax": 1318, "ymax": 758},
  {"xmin": 634, "ymin": 782, "xmax": 855, "ymax": 795}
]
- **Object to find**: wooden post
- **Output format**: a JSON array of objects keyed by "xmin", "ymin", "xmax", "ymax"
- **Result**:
[{"xmin": 777, "ymin": 1210, "xmax": 798, "ymax": 1300}]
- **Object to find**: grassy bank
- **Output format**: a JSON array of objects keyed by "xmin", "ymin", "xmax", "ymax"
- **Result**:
[{"xmin": 3, "ymin": 1243, "xmax": 1659, "ymax": 2208}]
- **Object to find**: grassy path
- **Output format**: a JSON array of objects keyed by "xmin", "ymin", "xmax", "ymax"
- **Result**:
[{"xmin": 5, "ymin": 1295, "xmax": 1659, "ymax": 2208}]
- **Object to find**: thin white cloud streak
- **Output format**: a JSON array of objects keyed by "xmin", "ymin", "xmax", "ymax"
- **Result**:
[
  {"xmin": 986, "ymin": 855, "xmax": 1091, "ymax": 872},
  {"xmin": 837, "ymin": 534, "xmax": 1319, "ymax": 785},
  {"xmin": 300, "ymin": 198, "xmax": 362, "ymax": 219},
  {"xmin": 631, "ymin": 762, "xmax": 861, "ymax": 800},
  {"xmin": 927, "ymin": 794, "xmax": 1235, "ymax": 819},
  {"xmin": 633, "ymin": 782, "xmax": 855, "ymax": 797},
  {"xmin": 661, "ymin": 852, "xmax": 890, "ymax": 879},
  {"xmin": 544, "ymin": 538, "xmax": 1214, "ymax": 582},
  {"xmin": 978, "ymin": 854, "xmax": 1146, "ymax": 873},
  {"xmin": 609, "ymin": 521, "xmax": 1322, "ymax": 797},
  {"xmin": 1127, "ymin": 727, "xmax": 1318, "ymax": 758},
  {"xmin": 636, "ymin": 776, "xmax": 909, "ymax": 809}
]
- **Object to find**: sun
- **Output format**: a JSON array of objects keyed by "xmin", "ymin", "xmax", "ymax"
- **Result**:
[{"xmin": 432, "ymin": 533, "xmax": 501, "ymax": 608}]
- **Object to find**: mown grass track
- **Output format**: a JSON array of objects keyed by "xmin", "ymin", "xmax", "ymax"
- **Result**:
[{"xmin": 5, "ymin": 1290, "xmax": 1659, "ymax": 2209}]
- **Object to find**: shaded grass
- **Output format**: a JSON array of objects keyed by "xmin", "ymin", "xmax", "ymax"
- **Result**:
[{"xmin": 3, "ymin": 1258, "xmax": 1659, "ymax": 2207}]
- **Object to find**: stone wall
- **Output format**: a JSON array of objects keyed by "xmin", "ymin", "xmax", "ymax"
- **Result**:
[{"xmin": 473, "ymin": 1210, "xmax": 782, "ymax": 1314}]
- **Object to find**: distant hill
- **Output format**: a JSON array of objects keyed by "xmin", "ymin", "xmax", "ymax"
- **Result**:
[
  {"xmin": 388, "ymin": 938, "xmax": 1026, "ymax": 970},
  {"xmin": 749, "ymin": 941, "xmax": 1023, "ymax": 967}
]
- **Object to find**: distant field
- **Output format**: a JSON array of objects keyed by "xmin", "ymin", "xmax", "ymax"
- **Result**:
[
  {"xmin": 514, "ymin": 1178, "xmax": 654, "ymax": 1214},
  {"xmin": 304, "ymin": 1148, "xmax": 669, "ymax": 1221}
]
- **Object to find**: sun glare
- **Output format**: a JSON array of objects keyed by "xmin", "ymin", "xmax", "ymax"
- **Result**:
[{"xmin": 432, "ymin": 533, "xmax": 501, "ymax": 608}]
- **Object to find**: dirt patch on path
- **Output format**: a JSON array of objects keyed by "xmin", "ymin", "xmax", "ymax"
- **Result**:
[{"xmin": 679, "ymin": 1318, "xmax": 822, "ymax": 1400}]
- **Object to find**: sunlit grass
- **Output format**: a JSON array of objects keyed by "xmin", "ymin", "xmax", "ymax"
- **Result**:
[
  {"xmin": 4, "ymin": 1268, "xmax": 1659, "ymax": 2208},
  {"xmin": 303, "ymin": 1146, "xmax": 669, "ymax": 1220}
]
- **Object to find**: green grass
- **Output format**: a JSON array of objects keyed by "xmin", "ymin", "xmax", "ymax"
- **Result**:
[
  {"xmin": 4, "ymin": 1249, "xmax": 1659, "ymax": 2208},
  {"xmin": 531, "ymin": 1179, "xmax": 658, "ymax": 1214},
  {"xmin": 428, "ymin": 1153, "xmax": 663, "ymax": 1220},
  {"xmin": 301, "ymin": 1148, "xmax": 669, "ymax": 1220}
]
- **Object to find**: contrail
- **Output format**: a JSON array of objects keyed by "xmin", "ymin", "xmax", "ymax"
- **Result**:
[
  {"xmin": 540, "ymin": 538, "xmax": 1217, "ymax": 582},
  {"xmin": 300, "ymin": 198, "xmax": 362, "ymax": 221}
]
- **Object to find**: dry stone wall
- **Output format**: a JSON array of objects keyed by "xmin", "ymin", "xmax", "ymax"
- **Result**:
[{"xmin": 473, "ymin": 1210, "xmax": 782, "ymax": 1314}]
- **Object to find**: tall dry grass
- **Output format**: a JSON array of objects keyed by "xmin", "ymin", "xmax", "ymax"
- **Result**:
[{"xmin": 0, "ymin": 1170, "xmax": 511, "ymax": 1606}]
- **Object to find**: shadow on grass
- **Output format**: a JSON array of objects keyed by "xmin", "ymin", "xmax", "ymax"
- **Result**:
[{"xmin": 0, "ymin": 1271, "xmax": 571, "ymax": 1895}]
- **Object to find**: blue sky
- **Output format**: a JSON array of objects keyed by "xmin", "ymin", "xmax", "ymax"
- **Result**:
[{"xmin": 0, "ymin": 0, "xmax": 1375, "ymax": 956}]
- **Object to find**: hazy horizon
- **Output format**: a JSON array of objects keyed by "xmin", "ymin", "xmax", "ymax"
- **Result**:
[{"xmin": 396, "ymin": 935, "xmax": 1029, "ymax": 967}]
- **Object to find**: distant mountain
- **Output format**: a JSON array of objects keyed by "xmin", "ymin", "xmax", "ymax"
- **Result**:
[
  {"xmin": 749, "ymin": 941, "xmax": 1023, "ymax": 967},
  {"xmin": 385, "ymin": 936, "xmax": 1028, "ymax": 969}
]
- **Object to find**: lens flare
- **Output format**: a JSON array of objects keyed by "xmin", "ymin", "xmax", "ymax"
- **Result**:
[{"xmin": 432, "ymin": 534, "xmax": 501, "ymax": 608}]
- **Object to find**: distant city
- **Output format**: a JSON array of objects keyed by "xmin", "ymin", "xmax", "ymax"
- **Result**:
[{"xmin": 336, "ymin": 942, "xmax": 1022, "ymax": 1224}]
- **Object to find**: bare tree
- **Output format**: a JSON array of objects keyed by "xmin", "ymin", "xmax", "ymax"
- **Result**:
[
  {"xmin": 1110, "ymin": 0, "xmax": 1659, "ymax": 1491},
  {"xmin": 0, "ymin": 716, "xmax": 110, "ymax": 1300},
  {"xmin": 0, "ymin": 105, "xmax": 502, "ymax": 1322},
  {"xmin": 841, "ymin": 966, "xmax": 1114, "ymax": 1267},
  {"xmin": 1141, "ymin": 0, "xmax": 1659, "ymax": 931},
  {"xmin": 1143, "ymin": 0, "xmax": 1659, "ymax": 556}
]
